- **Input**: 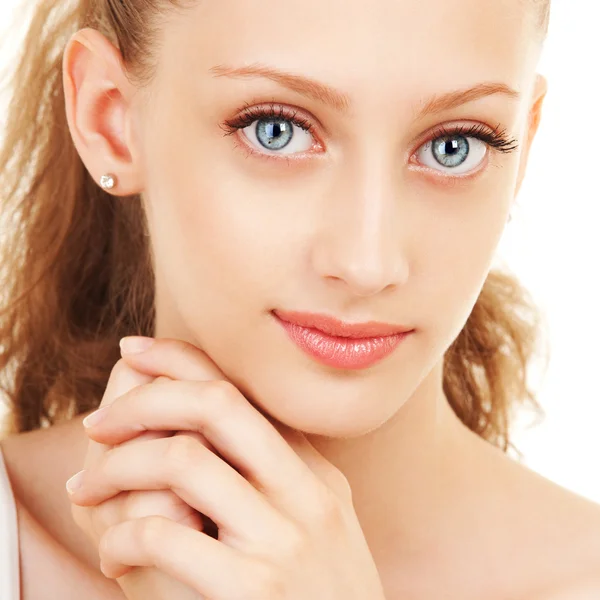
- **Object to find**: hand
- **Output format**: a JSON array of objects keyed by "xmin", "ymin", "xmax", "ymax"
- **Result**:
[
  {"xmin": 70, "ymin": 348, "xmax": 213, "ymax": 600},
  {"xmin": 68, "ymin": 337, "xmax": 387, "ymax": 599}
]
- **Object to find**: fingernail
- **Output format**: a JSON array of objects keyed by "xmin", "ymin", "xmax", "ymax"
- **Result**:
[
  {"xmin": 66, "ymin": 470, "xmax": 85, "ymax": 494},
  {"xmin": 83, "ymin": 406, "xmax": 109, "ymax": 428},
  {"xmin": 120, "ymin": 336, "xmax": 155, "ymax": 355}
]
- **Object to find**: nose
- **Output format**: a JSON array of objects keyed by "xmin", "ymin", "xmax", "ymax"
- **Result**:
[{"xmin": 311, "ymin": 160, "xmax": 410, "ymax": 298}]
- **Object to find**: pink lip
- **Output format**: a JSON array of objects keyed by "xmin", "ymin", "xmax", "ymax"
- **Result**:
[
  {"xmin": 273, "ymin": 310, "xmax": 414, "ymax": 370},
  {"xmin": 273, "ymin": 309, "xmax": 414, "ymax": 338}
]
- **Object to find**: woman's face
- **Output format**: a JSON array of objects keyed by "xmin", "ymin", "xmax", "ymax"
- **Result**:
[{"xmin": 127, "ymin": 0, "xmax": 546, "ymax": 437}]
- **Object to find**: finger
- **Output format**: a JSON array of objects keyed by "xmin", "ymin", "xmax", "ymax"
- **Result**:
[
  {"xmin": 81, "ymin": 379, "xmax": 348, "ymax": 523},
  {"xmin": 118, "ymin": 337, "xmax": 289, "ymax": 437},
  {"xmin": 80, "ymin": 431, "xmax": 221, "ymax": 541},
  {"xmin": 83, "ymin": 340, "xmax": 224, "ymax": 458},
  {"xmin": 68, "ymin": 434, "xmax": 289, "ymax": 548},
  {"xmin": 115, "ymin": 337, "xmax": 305, "ymax": 459},
  {"xmin": 119, "ymin": 337, "xmax": 294, "ymax": 435},
  {"xmin": 116, "ymin": 337, "xmax": 316, "ymax": 450},
  {"xmin": 118, "ymin": 336, "xmax": 228, "ymax": 383},
  {"xmin": 74, "ymin": 433, "xmax": 219, "ymax": 534},
  {"xmin": 99, "ymin": 516, "xmax": 251, "ymax": 598},
  {"xmin": 69, "ymin": 360, "xmax": 160, "ymax": 534},
  {"xmin": 111, "ymin": 487, "xmax": 205, "ymax": 534},
  {"xmin": 113, "ymin": 376, "xmax": 178, "ymax": 450},
  {"xmin": 82, "ymin": 359, "xmax": 156, "ymax": 471},
  {"xmin": 107, "ymin": 336, "xmax": 290, "ymax": 467}
]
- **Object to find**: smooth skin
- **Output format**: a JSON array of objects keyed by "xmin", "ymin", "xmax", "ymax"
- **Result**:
[
  {"xmin": 1, "ymin": 0, "xmax": 600, "ymax": 598},
  {"xmin": 68, "ymin": 337, "xmax": 387, "ymax": 599}
]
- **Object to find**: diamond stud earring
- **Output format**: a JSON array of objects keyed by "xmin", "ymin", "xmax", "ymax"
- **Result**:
[{"xmin": 100, "ymin": 174, "xmax": 116, "ymax": 190}]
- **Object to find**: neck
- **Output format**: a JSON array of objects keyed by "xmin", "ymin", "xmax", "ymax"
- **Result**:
[{"xmin": 306, "ymin": 360, "xmax": 471, "ymax": 568}]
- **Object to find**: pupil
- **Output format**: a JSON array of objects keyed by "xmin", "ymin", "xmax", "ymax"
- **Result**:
[
  {"xmin": 432, "ymin": 135, "xmax": 469, "ymax": 168},
  {"xmin": 257, "ymin": 119, "xmax": 293, "ymax": 150},
  {"xmin": 445, "ymin": 139, "xmax": 459, "ymax": 154},
  {"xmin": 267, "ymin": 122, "xmax": 284, "ymax": 142}
]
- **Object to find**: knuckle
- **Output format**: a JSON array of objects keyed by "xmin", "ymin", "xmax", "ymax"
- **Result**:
[
  {"xmin": 280, "ymin": 522, "xmax": 308, "ymax": 561},
  {"xmin": 310, "ymin": 485, "xmax": 345, "ymax": 529},
  {"xmin": 202, "ymin": 379, "xmax": 242, "ymax": 423},
  {"xmin": 99, "ymin": 524, "xmax": 117, "ymax": 561},
  {"xmin": 90, "ymin": 501, "xmax": 113, "ymax": 535},
  {"xmin": 102, "ymin": 359, "xmax": 130, "ymax": 405},
  {"xmin": 99, "ymin": 445, "xmax": 123, "ymax": 476},
  {"xmin": 162, "ymin": 433, "xmax": 203, "ymax": 477},
  {"xmin": 125, "ymin": 489, "xmax": 179, "ymax": 520},
  {"xmin": 177, "ymin": 339, "xmax": 207, "ymax": 363},
  {"xmin": 129, "ymin": 489, "xmax": 200, "ymax": 529},
  {"xmin": 206, "ymin": 378, "xmax": 239, "ymax": 406},
  {"xmin": 246, "ymin": 560, "xmax": 285, "ymax": 600},
  {"xmin": 110, "ymin": 358, "xmax": 130, "ymax": 380},
  {"xmin": 136, "ymin": 515, "xmax": 166, "ymax": 555},
  {"xmin": 170, "ymin": 379, "xmax": 243, "ymax": 432},
  {"xmin": 128, "ymin": 380, "xmax": 153, "ymax": 402}
]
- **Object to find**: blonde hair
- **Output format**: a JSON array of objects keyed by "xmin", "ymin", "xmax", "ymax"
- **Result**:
[{"xmin": 0, "ymin": 0, "xmax": 551, "ymax": 454}]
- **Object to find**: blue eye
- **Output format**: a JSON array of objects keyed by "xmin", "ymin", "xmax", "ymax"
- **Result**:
[
  {"xmin": 222, "ymin": 104, "xmax": 315, "ymax": 156},
  {"xmin": 433, "ymin": 136, "xmax": 470, "ymax": 168},
  {"xmin": 244, "ymin": 117, "xmax": 313, "ymax": 154},
  {"xmin": 249, "ymin": 118, "xmax": 314, "ymax": 153},
  {"xmin": 222, "ymin": 104, "xmax": 520, "ymax": 172},
  {"xmin": 255, "ymin": 119, "xmax": 293, "ymax": 150},
  {"xmin": 415, "ymin": 124, "xmax": 519, "ymax": 175},
  {"xmin": 417, "ymin": 134, "xmax": 487, "ymax": 175}
]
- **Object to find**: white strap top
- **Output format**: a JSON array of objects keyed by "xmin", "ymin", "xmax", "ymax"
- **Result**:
[{"xmin": 0, "ymin": 444, "xmax": 20, "ymax": 600}]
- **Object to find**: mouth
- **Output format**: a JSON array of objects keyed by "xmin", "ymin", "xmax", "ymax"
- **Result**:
[{"xmin": 272, "ymin": 310, "xmax": 414, "ymax": 370}]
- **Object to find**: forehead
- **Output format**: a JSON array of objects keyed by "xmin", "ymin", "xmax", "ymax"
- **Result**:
[{"xmin": 160, "ymin": 0, "xmax": 539, "ymax": 111}]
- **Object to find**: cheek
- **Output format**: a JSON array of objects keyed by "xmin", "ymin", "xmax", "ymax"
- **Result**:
[
  {"xmin": 416, "ymin": 212, "xmax": 506, "ymax": 344},
  {"xmin": 148, "ymin": 177, "xmax": 267, "ymax": 302},
  {"xmin": 146, "ymin": 116, "xmax": 322, "ymax": 296},
  {"xmin": 143, "ymin": 132, "xmax": 307, "ymax": 330}
]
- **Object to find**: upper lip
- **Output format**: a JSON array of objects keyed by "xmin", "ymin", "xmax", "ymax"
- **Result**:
[{"xmin": 273, "ymin": 309, "xmax": 414, "ymax": 339}]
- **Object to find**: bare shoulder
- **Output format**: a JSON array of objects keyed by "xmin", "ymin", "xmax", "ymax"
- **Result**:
[
  {"xmin": 458, "ymin": 430, "xmax": 600, "ymax": 599},
  {"xmin": 532, "ymin": 510, "xmax": 600, "ymax": 600},
  {"xmin": 1, "ymin": 416, "xmax": 124, "ymax": 599},
  {"xmin": 496, "ymin": 450, "xmax": 600, "ymax": 599},
  {"xmin": 530, "ymin": 574, "xmax": 600, "ymax": 600},
  {"xmin": 0, "ymin": 414, "xmax": 91, "ymax": 560},
  {"xmin": 0, "ymin": 413, "xmax": 89, "ymax": 499}
]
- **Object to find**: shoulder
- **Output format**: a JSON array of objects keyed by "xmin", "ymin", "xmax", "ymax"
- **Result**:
[
  {"xmin": 531, "ymin": 574, "xmax": 600, "ymax": 600},
  {"xmin": 502, "ymin": 456, "xmax": 600, "ymax": 599},
  {"xmin": 0, "ymin": 414, "xmax": 89, "ymax": 502},
  {"xmin": 0, "ymin": 423, "xmax": 125, "ymax": 599},
  {"xmin": 464, "ymin": 434, "xmax": 600, "ymax": 599},
  {"xmin": 536, "ymin": 519, "xmax": 600, "ymax": 600}
]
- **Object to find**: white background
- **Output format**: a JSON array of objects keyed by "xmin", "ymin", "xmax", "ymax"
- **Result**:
[{"xmin": 1, "ymin": 1, "xmax": 599, "ymax": 501}]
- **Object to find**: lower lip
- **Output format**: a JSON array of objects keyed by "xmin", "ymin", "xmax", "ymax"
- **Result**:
[{"xmin": 275, "ymin": 315, "xmax": 412, "ymax": 370}]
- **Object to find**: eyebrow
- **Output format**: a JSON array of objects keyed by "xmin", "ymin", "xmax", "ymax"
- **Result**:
[{"xmin": 209, "ymin": 62, "xmax": 520, "ymax": 118}]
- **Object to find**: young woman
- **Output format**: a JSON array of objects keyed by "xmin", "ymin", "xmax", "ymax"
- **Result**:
[{"xmin": 1, "ymin": 0, "xmax": 599, "ymax": 598}]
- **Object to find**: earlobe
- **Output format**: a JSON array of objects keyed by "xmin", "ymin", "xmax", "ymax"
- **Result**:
[{"xmin": 62, "ymin": 27, "xmax": 143, "ymax": 196}]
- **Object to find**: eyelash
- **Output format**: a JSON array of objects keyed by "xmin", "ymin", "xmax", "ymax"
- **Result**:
[
  {"xmin": 221, "ymin": 102, "xmax": 315, "ymax": 137},
  {"xmin": 220, "ymin": 101, "xmax": 520, "ymax": 162},
  {"xmin": 426, "ymin": 122, "xmax": 519, "ymax": 154}
]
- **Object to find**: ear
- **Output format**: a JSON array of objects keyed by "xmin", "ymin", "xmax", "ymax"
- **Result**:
[
  {"xmin": 62, "ymin": 27, "xmax": 144, "ymax": 196},
  {"xmin": 513, "ymin": 73, "xmax": 548, "ymax": 201}
]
